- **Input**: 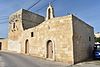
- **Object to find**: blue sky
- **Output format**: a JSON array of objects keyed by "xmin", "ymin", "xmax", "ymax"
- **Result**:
[{"xmin": 0, "ymin": 0, "xmax": 100, "ymax": 38}]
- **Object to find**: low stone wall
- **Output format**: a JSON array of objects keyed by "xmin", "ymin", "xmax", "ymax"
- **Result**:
[{"xmin": 0, "ymin": 39, "xmax": 8, "ymax": 51}]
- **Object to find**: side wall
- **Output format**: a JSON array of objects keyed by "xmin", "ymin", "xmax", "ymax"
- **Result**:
[
  {"xmin": 21, "ymin": 15, "xmax": 74, "ymax": 64},
  {"xmin": 72, "ymin": 15, "xmax": 94, "ymax": 63}
]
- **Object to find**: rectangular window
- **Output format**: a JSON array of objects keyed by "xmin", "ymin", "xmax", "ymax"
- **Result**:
[
  {"xmin": 89, "ymin": 36, "xmax": 91, "ymax": 41},
  {"xmin": 0, "ymin": 42, "xmax": 2, "ymax": 50},
  {"xmin": 13, "ymin": 23, "xmax": 15, "ymax": 28},
  {"xmin": 31, "ymin": 32, "xmax": 34, "ymax": 37}
]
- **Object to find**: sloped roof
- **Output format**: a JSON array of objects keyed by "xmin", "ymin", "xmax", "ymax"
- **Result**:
[
  {"xmin": 9, "ymin": 9, "xmax": 45, "ymax": 30},
  {"xmin": 21, "ymin": 9, "xmax": 45, "ymax": 30}
]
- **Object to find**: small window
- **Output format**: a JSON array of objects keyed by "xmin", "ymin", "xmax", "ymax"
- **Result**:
[
  {"xmin": 0, "ymin": 42, "xmax": 2, "ymax": 45},
  {"xmin": 0, "ymin": 42, "xmax": 2, "ymax": 50},
  {"xmin": 31, "ymin": 32, "xmax": 34, "ymax": 37},
  {"xmin": 15, "ymin": 20, "xmax": 18, "ymax": 22},
  {"xmin": 48, "ymin": 25, "xmax": 50, "ymax": 29},
  {"xmin": 48, "ymin": 8, "xmax": 51, "ymax": 19},
  {"xmin": 13, "ymin": 23, "xmax": 15, "ymax": 29},
  {"xmin": 89, "ymin": 36, "xmax": 91, "ymax": 41}
]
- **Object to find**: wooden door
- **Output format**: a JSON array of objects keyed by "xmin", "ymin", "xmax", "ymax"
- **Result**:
[
  {"xmin": 47, "ymin": 40, "xmax": 53, "ymax": 59},
  {"xmin": 25, "ymin": 40, "xmax": 29, "ymax": 54}
]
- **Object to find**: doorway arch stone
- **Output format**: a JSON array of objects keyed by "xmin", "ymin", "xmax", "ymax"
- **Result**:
[
  {"xmin": 25, "ymin": 39, "xmax": 29, "ymax": 54},
  {"xmin": 46, "ymin": 40, "xmax": 54, "ymax": 59}
]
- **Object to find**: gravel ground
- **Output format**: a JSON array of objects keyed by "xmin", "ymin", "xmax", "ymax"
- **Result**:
[
  {"xmin": 0, "ymin": 51, "xmax": 100, "ymax": 67},
  {"xmin": 0, "ymin": 52, "xmax": 69, "ymax": 67}
]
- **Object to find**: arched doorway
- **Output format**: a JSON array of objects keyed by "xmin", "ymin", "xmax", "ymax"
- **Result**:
[
  {"xmin": 47, "ymin": 40, "xmax": 53, "ymax": 59},
  {"xmin": 25, "ymin": 39, "xmax": 29, "ymax": 54},
  {"xmin": 0, "ymin": 42, "xmax": 2, "ymax": 50},
  {"xmin": 48, "ymin": 8, "xmax": 51, "ymax": 19}
]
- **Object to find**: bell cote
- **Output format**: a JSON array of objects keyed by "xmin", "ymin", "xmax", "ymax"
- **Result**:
[{"xmin": 46, "ymin": 3, "xmax": 55, "ymax": 20}]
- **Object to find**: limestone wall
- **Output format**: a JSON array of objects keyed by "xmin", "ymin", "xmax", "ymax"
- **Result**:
[
  {"xmin": 8, "ymin": 9, "xmax": 23, "ymax": 41},
  {"xmin": 21, "ymin": 15, "xmax": 74, "ymax": 64},
  {"xmin": 8, "ymin": 9, "xmax": 44, "ymax": 41},
  {"xmin": 72, "ymin": 15, "xmax": 94, "ymax": 63}
]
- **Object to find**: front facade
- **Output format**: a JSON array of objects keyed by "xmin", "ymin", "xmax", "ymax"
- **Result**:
[
  {"xmin": 8, "ymin": 4, "xmax": 94, "ymax": 64},
  {"xmin": 21, "ymin": 15, "xmax": 74, "ymax": 64},
  {"xmin": 72, "ymin": 16, "xmax": 94, "ymax": 63}
]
